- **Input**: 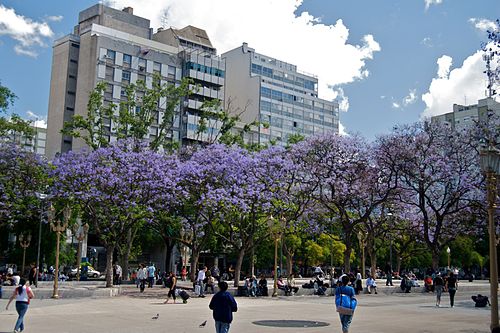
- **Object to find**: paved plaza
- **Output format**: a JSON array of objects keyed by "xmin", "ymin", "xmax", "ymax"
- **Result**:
[{"xmin": 0, "ymin": 282, "xmax": 494, "ymax": 333}]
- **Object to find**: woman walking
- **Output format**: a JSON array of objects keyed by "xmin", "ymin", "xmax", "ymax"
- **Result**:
[
  {"xmin": 5, "ymin": 278, "xmax": 35, "ymax": 333},
  {"xmin": 335, "ymin": 275, "xmax": 357, "ymax": 333},
  {"xmin": 446, "ymin": 271, "xmax": 458, "ymax": 308},
  {"xmin": 433, "ymin": 272, "xmax": 444, "ymax": 307},
  {"xmin": 164, "ymin": 272, "xmax": 177, "ymax": 304}
]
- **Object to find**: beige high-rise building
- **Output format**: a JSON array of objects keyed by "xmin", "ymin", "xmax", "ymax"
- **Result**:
[{"xmin": 46, "ymin": 4, "xmax": 225, "ymax": 159}]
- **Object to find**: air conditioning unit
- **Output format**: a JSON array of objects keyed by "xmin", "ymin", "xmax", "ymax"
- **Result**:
[{"xmin": 103, "ymin": 54, "xmax": 111, "ymax": 59}]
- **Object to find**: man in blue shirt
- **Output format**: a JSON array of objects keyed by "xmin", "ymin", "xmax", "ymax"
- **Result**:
[{"xmin": 209, "ymin": 281, "xmax": 237, "ymax": 333}]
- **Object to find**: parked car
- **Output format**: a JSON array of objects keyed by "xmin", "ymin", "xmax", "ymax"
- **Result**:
[{"xmin": 70, "ymin": 266, "xmax": 101, "ymax": 278}]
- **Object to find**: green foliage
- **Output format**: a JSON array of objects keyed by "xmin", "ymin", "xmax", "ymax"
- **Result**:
[
  {"xmin": 318, "ymin": 233, "xmax": 347, "ymax": 266},
  {"xmin": 304, "ymin": 240, "xmax": 324, "ymax": 266},
  {"xmin": 62, "ymin": 76, "xmax": 192, "ymax": 152},
  {"xmin": 0, "ymin": 81, "xmax": 17, "ymax": 113}
]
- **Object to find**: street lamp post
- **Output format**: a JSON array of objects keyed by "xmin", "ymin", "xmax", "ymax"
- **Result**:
[
  {"xmin": 446, "ymin": 247, "xmax": 451, "ymax": 270},
  {"xmin": 72, "ymin": 221, "xmax": 89, "ymax": 281},
  {"xmin": 18, "ymin": 233, "xmax": 32, "ymax": 277},
  {"xmin": 480, "ymin": 144, "xmax": 500, "ymax": 331},
  {"xmin": 267, "ymin": 215, "xmax": 286, "ymax": 297},
  {"xmin": 34, "ymin": 192, "xmax": 49, "ymax": 288},
  {"xmin": 179, "ymin": 228, "xmax": 192, "ymax": 280},
  {"xmin": 48, "ymin": 204, "xmax": 71, "ymax": 299}
]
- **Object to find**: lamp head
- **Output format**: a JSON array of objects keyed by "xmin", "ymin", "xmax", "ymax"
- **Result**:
[{"xmin": 446, "ymin": 247, "xmax": 450, "ymax": 254}]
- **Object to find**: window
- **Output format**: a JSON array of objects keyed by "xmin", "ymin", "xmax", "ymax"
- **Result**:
[
  {"xmin": 138, "ymin": 58, "xmax": 146, "ymax": 71},
  {"xmin": 153, "ymin": 61, "xmax": 161, "ymax": 73},
  {"xmin": 261, "ymin": 87, "xmax": 272, "ymax": 99},
  {"xmin": 122, "ymin": 70, "xmax": 131, "ymax": 82},
  {"xmin": 271, "ymin": 90, "xmax": 282, "ymax": 101},
  {"xmin": 106, "ymin": 49, "xmax": 116, "ymax": 60},
  {"xmin": 123, "ymin": 54, "xmax": 132, "ymax": 66},
  {"xmin": 71, "ymin": 43, "xmax": 80, "ymax": 49},
  {"xmin": 262, "ymin": 67, "xmax": 273, "ymax": 78},
  {"xmin": 167, "ymin": 65, "xmax": 176, "ymax": 78},
  {"xmin": 251, "ymin": 63, "xmax": 262, "ymax": 75},
  {"xmin": 70, "ymin": 59, "xmax": 78, "ymax": 64}
]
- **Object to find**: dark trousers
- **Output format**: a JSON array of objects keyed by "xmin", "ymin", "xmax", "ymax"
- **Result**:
[
  {"xmin": 140, "ymin": 279, "xmax": 146, "ymax": 292},
  {"xmin": 449, "ymin": 288, "xmax": 456, "ymax": 307}
]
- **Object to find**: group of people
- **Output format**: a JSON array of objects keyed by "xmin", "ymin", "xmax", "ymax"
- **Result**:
[{"xmin": 134, "ymin": 263, "xmax": 157, "ymax": 292}]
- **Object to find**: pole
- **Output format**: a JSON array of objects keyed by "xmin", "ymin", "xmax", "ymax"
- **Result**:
[
  {"xmin": 36, "ymin": 209, "xmax": 43, "ymax": 288},
  {"xmin": 273, "ymin": 237, "xmax": 278, "ymax": 297},
  {"xmin": 389, "ymin": 238, "xmax": 393, "ymax": 271},
  {"xmin": 487, "ymin": 171, "xmax": 499, "ymax": 330},
  {"xmin": 361, "ymin": 241, "xmax": 366, "ymax": 279},
  {"xmin": 279, "ymin": 235, "xmax": 283, "ymax": 277},
  {"xmin": 52, "ymin": 231, "xmax": 60, "ymax": 299},
  {"xmin": 22, "ymin": 248, "xmax": 26, "ymax": 277}
]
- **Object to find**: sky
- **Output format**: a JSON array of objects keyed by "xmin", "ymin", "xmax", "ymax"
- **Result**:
[{"xmin": 0, "ymin": 0, "xmax": 499, "ymax": 139}]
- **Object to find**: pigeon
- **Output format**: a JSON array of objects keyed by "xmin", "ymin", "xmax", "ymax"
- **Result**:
[
  {"xmin": 152, "ymin": 313, "xmax": 159, "ymax": 320},
  {"xmin": 199, "ymin": 320, "xmax": 207, "ymax": 327}
]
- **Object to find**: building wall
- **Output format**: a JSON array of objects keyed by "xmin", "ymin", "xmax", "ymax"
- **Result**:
[
  {"xmin": 46, "ymin": 36, "xmax": 79, "ymax": 159},
  {"xmin": 222, "ymin": 43, "xmax": 339, "ymax": 145},
  {"xmin": 431, "ymin": 97, "xmax": 500, "ymax": 130}
]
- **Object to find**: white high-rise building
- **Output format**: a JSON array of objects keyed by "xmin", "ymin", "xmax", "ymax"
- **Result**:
[{"xmin": 222, "ymin": 43, "xmax": 339, "ymax": 145}]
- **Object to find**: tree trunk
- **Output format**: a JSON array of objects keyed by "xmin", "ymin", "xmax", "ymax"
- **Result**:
[
  {"xmin": 105, "ymin": 244, "xmax": 115, "ymax": 288},
  {"xmin": 190, "ymin": 248, "xmax": 200, "ymax": 282},
  {"xmin": 250, "ymin": 246, "xmax": 255, "ymax": 277},
  {"xmin": 369, "ymin": 250, "xmax": 377, "ymax": 279},
  {"xmin": 344, "ymin": 246, "xmax": 352, "ymax": 273},
  {"xmin": 431, "ymin": 250, "xmax": 440, "ymax": 270},
  {"xmin": 233, "ymin": 248, "xmax": 245, "ymax": 287},
  {"xmin": 286, "ymin": 252, "xmax": 293, "ymax": 278}
]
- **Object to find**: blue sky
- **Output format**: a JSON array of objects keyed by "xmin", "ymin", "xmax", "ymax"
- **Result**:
[{"xmin": 0, "ymin": 0, "xmax": 499, "ymax": 139}]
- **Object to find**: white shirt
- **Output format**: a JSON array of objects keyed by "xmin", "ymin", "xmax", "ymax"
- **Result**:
[
  {"xmin": 16, "ymin": 286, "xmax": 30, "ymax": 302},
  {"xmin": 12, "ymin": 275, "xmax": 20, "ymax": 286},
  {"xmin": 197, "ymin": 269, "xmax": 206, "ymax": 282},
  {"xmin": 137, "ymin": 268, "xmax": 147, "ymax": 280}
]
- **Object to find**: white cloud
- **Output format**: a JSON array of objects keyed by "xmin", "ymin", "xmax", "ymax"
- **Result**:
[
  {"xmin": 104, "ymin": 0, "xmax": 380, "ymax": 103},
  {"xmin": 46, "ymin": 15, "xmax": 63, "ymax": 22},
  {"xmin": 391, "ymin": 89, "xmax": 417, "ymax": 109},
  {"xmin": 26, "ymin": 110, "xmax": 47, "ymax": 128},
  {"xmin": 437, "ymin": 55, "xmax": 452, "ymax": 78},
  {"xmin": 338, "ymin": 122, "xmax": 348, "ymax": 136},
  {"xmin": 421, "ymin": 49, "xmax": 493, "ymax": 119},
  {"xmin": 469, "ymin": 18, "xmax": 497, "ymax": 32},
  {"xmin": 403, "ymin": 89, "xmax": 417, "ymax": 106},
  {"xmin": 421, "ymin": 37, "xmax": 433, "ymax": 47},
  {"xmin": 0, "ymin": 5, "xmax": 54, "ymax": 57},
  {"xmin": 425, "ymin": 0, "xmax": 443, "ymax": 10}
]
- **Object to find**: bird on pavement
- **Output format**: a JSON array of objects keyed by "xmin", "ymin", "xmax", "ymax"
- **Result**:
[
  {"xmin": 199, "ymin": 320, "xmax": 207, "ymax": 327},
  {"xmin": 152, "ymin": 313, "xmax": 159, "ymax": 320}
]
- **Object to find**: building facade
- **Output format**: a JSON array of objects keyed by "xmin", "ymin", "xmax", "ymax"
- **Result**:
[
  {"xmin": 46, "ymin": 4, "xmax": 225, "ymax": 159},
  {"xmin": 431, "ymin": 97, "xmax": 500, "ymax": 130},
  {"xmin": 222, "ymin": 43, "xmax": 339, "ymax": 145}
]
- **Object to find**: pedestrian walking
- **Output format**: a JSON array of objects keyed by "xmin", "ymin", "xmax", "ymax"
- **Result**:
[
  {"xmin": 5, "ymin": 279, "xmax": 34, "ymax": 333},
  {"xmin": 384, "ymin": 262, "xmax": 393, "ymax": 286},
  {"xmin": 209, "ymin": 281, "xmax": 238, "ymax": 333},
  {"xmin": 434, "ymin": 272, "xmax": 444, "ymax": 307},
  {"xmin": 137, "ymin": 264, "xmax": 147, "ymax": 293},
  {"xmin": 197, "ymin": 266, "xmax": 207, "ymax": 297},
  {"xmin": 163, "ymin": 272, "xmax": 177, "ymax": 304},
  {"xmin": 147, "ymin": 263, "xmax": 156, "ymax": 288},
  {"xmin": 28, "ymin": 264, "xmax": 37, "ymax": 287},
  {"xmin": 354, "ymin": 269, "xmax": 363, "ymax": 295},
  {"xmin": 446, "ymin": 271, "xmax": 458, "ymax": 308},
  {"xmin": 335, "ymin": 275, "xmax": 357, "ymax": 333}
]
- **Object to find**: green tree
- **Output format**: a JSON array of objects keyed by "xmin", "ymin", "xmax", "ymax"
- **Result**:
[
  {"xmin": 0, "ymin": 81, "xmax": 34, "ymax": 139},
  {"xmin": 62, "ymin": 75, "xmax": 192, "ymax": 152}
]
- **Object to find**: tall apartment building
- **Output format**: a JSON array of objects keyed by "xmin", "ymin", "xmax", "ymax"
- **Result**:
[
  {"xmin": 222, "ymin": 43, "xmax": 339, "ymax": 145},
  {"xmin": 2, "ymin": 126, "xmax": 47, "ymax": 156},
  {"xmin": 46, "ymin": 4, "xmax": 225, "ymax": 158},
  {"xmin": 153, "ymin": 26, "xmax": 225, "ymax": 144},
  {"xmin": 431, "ymin": 97, "xmax": 500, "ymax": 130}
]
